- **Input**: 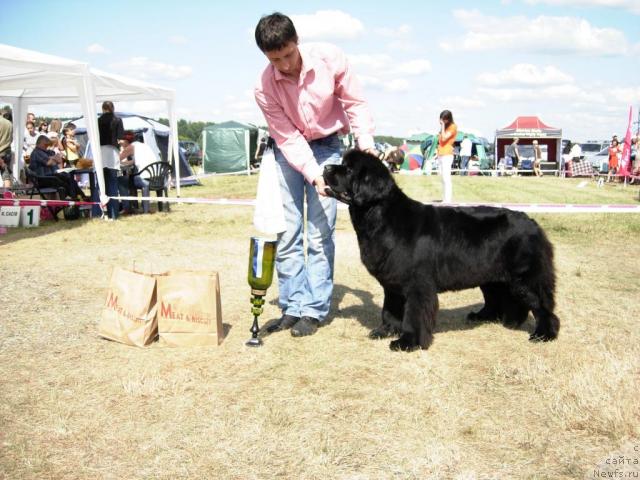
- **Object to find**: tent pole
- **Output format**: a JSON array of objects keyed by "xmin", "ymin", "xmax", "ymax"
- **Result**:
[
  {"xmin": 202, "ymin": 129, "xmax": 207, "ymax": 175},
  {"xmin": 15, "ymin": 98, "xmax": 26, "ymax": 182},
  {"xmin": 494, "ymin": 131, "xmax": 498, "ymax": 176},
  {"xmin": 245, "ymin": 129, "xmax": 250, "ymax": 176},
  {"xmin": 78, "ymin": 70, "xmax": 106, "ymax": 210},
  {"xmin": 167, "ymin": 97, "xmax": 180, "ymax": 197}
]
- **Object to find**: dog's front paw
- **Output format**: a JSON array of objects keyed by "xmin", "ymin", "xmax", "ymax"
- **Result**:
[
  {"xmin": 529, "ymin": 331, "xmax": 557, "ymax": 342},
  {"xmin": 389, "ymin": 334, "xmax": 419, "ymax": 352},
  {"xmin": 369, "ymin": 324, "xmax": 393, "ymax": 339}
]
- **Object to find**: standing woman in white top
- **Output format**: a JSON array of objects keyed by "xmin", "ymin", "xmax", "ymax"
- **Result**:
[{"xmin": 98, "ymin": 101, "xmax": 124, "ymax": 220}]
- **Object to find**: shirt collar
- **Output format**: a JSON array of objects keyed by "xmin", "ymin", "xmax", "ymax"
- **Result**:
[{"xmin": 273, "ymin": 44, "xmax": 313, "ymax": 83}]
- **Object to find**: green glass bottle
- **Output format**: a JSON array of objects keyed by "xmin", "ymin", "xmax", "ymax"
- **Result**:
[{"xmin": 247, "ymin": 237, "xmax": 276, "ymax": 295}]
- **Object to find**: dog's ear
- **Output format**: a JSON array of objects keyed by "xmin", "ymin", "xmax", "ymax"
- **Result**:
[{"xmin": 349, "ymin": 152, "xmax": 396, "ymax": 206}]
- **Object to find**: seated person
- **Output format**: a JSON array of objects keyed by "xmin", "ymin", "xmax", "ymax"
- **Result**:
[
  {"xmin": 382, "ymin": 146, "xmax": 404, "ymax": 172},
  {"xmin": 117, "ymin": 131, "xmax": 158, "ymax": 214},
  {"xmin": 28, "ymin": 135, "xmax": 88, "ymax": 201}
]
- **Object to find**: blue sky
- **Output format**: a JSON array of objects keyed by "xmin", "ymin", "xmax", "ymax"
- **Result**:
[{"xmin": 3, "ymin": 0, "xmax": 639, "ymax": 141}]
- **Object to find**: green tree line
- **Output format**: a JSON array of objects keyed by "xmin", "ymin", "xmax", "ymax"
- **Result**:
[
  {"xmin": 157, "ymin": 118, "xmax": 405, "ymax": 146},
  {"xmin": 156, "ymin": 118, "xmax": 216, "ymax": 143}
]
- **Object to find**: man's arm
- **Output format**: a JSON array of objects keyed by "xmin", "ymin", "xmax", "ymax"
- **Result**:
[
  {"xmin": 119, "ymin": 144, "xmax": 134, "ymax": 161},
  {"xmin": 254, "ymin": 85, "xmax": 322, "ymax": 184}
]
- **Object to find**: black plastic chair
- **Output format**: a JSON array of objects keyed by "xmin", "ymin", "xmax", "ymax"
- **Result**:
[
  {"xmin": 24, "ymin": 167, "xmax": 64, "ymax": 221},
  {"xmin": 131, "ymin": 161, "xmax": 173, "ymax": 212}
]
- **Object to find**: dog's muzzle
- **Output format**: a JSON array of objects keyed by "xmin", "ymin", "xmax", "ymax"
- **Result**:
[{"xmin": 323, "ymin": 166, "xmax": 351, "ymax": 204}]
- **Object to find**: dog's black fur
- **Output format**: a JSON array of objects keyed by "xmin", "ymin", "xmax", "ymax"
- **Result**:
[{"xmin": 324, "ymin": 150, "xmax": 560, "ymax": 351}]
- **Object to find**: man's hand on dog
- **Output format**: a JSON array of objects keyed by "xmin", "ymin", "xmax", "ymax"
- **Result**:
[{"xmin": 314, "ymin": 175, "xmax": 330, "ymax": 197}]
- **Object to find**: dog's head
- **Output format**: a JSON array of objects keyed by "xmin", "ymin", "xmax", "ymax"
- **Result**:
[{"xmin": 323, "ymin": 149, "xmax": 396, "ymax": 206}]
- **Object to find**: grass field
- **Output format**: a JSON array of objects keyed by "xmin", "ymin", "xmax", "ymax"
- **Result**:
[{"xmin": 1, "ymin": 174, "xmax": 639, "ymax": 479}]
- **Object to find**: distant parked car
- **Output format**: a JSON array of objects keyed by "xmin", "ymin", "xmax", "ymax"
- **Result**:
[
  {"xmin": 179, "ymin": 140, "xmax": 202, "ymax": 166},
  {"xmin": 580, "ymin": 142, "xmax": 607, "ymax": 156},
  {"xmin": 582, "ymin": 146, "xmax": 609, "ymax": 173}
]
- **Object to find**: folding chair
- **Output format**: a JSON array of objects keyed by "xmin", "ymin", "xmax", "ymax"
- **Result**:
[{"xmin": 24, "ymin": 167, "xmax": 65, "ymax": 221}]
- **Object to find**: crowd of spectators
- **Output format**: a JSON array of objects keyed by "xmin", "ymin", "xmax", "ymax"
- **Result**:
[{"xmin": 0, "ymin": 102, "xmax": 159, "ymax": 219}]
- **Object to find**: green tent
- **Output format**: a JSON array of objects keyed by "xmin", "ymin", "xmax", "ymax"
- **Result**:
[
  {"xmin": 421, "ymin": 131, "xmax": 490, "ymax": 170},
  {"xmin": 202, "ymin": 121, "xmax": 259, "ymax": 174},
  {"xmin": 406, "ymin": 132, "xmax": 431, "ymax": 143}
]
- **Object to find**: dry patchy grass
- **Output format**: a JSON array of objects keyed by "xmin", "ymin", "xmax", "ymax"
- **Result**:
[{"xmin": 1, "ymin": 175, "xmax": 639, "ymax": 479}]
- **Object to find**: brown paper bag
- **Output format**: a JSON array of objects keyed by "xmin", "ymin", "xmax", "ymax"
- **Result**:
[
  {"xmin": 157, "ymin": 270, "xmax": 224, "ymax": 346},
  {"xmin": 98, "ymin": 266, "xmax": 158, "ymax": 347}
]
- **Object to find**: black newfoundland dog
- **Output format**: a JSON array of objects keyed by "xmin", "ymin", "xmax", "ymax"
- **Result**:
[{"xmin": 324, "ymin": 150, "xmax": 560, "ymax": 352}]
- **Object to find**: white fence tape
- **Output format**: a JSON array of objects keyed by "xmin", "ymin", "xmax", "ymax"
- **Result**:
[
  {"xmin": 113, "ymin": 196, "xmax": 640, "ymax": 214},
  {"xmin": 3, "ymin": 197, "xmax": 640, "ymax": 214}
]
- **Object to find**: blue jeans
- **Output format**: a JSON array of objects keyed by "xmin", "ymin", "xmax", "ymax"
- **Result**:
[
  {"xmin": 118, "ymin": 175, "xmax": 150, "ymax": 213},
  {"xmin": 103, "ymin": 168, "xmax": 119, "ymax": 219},
  {"xmin": 460, "ymin": 156, "xmax": 470, "ymax": 175},
  {"xmin": 274, "ymin": 134, "xmax": 342, "ymax": 322}
]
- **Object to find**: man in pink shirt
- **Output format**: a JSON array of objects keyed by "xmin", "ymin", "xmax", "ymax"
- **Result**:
[{"xmin": 254, "ymin": 12, "xmax": 375, "ymax": 337}]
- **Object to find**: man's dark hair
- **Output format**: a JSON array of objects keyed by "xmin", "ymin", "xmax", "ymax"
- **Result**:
[
  {"xmin": 36, "ymin": 135, "xmax": 51, "ymax": 146},
  {"xmin": 255, "ymin": 12, "xmax": 298, "ymax": 52}
]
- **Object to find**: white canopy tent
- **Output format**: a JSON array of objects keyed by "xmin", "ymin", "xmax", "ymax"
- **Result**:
[{"xmin": 0, "ymin": 43, "xmax": 182, "ymax": 199}]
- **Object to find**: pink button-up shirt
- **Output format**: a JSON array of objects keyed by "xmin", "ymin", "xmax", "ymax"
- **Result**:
[{"xmin": 255, "ymin": 42, "xmax": 375, "ymax": 183}]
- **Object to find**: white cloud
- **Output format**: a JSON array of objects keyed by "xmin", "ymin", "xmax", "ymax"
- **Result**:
[
  {"xmin": 441, "ymin": 96, "xmax": 487, "ymax": 109},
  {"xmin": 386, "ymin": 39, "xmax": 418, "ymax": 52},
  {"xmin": 349, "ymin": 53, "xmax": 429, "ymax": 95},
  {"xmin": 375, "ymin": 24, "xmax": 412, "ymax": 38},
  {"xmin": 609, "ymin": 86, "xmax": 640, "ymax": 104},
  {"xmin": 348, "ymin": 54, "xmax": 393, "ymax": 72},
  {"xmin": 349, "ymin": 54, "xmax": 431, "ymax": 77},
  {"xmin": 116, "ymin": 101, "xmax": 168, "ymax": 117},
  {"xmin": 443, "ymin": 9, "xmax": 632, "ymax": 56},
  {"xmin": 110, "ymin": 57, "xmax": 192, "ymax": 80},
  {"xmin": 357, "ymin": 75, "xmax": 410, "ymax": 93},
  {"xmin": 168, "ymin": 35, "xmax": 189, "ymax": 45},
  {"xmin": 477, "ymin": 64, "xmax": 574, "ymax": 87},
  {"xmin": 385, "ymin": 79, "xmax": 410, "ymax": 92},
  {"xmin": 228, "ymin": 101, "xmax": 253, "ymax": 111},
  {"xmin": 478, "ymin": 84, "xmax": 607, "ymax": 104},
  {"xmin": 395, "ymin": 59, "xmax": 432, "ymax": 75},
  {"xmin": 86, "ymin": 43, "xmax": 109, "ymax": 55},
  {"xmin": 292, "ymin": 10, "xmax": 364, "ymax": 41},
  {"xmin": 524, "ymin": 0, "xmax": 640, "ymax": 14}
]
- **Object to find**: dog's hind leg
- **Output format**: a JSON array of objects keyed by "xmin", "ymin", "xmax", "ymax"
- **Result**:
[
  {"xmin": 467, "ymin": 282, "xmax": 504, "ymax": 322},
  {"xmin": 390, "ymin": 288, "xmax": 438, "ymax": 352},
  {"xmin": 370, "ymin": 289, "xmax": 404, "ymax": 339},
  {"xmin": 529, "ymin": 284, "xmax": 560, "ymax": 342}
]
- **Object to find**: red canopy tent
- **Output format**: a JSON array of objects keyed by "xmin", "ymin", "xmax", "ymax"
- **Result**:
[{"xmin": 495, "ymin": 116, "xmax": 562, "ymax": 166}]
